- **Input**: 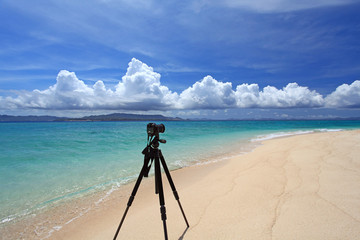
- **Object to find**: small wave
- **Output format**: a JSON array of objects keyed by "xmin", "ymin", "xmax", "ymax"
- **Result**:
[
  {"xmin": 0, "ymin": 208, "xmax": 33, "ymax": 225},
  {"xmin": 1, "ymin": 216, "xmax": 15, "ymax": 224},
  {"xmin": 251, "ymin": 129, "xmax": 343, "ymax": 142},
  {"xmin": 315, "ymin": 128, "xmax": 343, "ymax": 132},
  {"xmin": 94, "ymin": 182, "xmax": 121, "ymax": 206}
]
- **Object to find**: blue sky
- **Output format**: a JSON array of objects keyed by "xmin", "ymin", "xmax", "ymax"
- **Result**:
[{"xmin": 0, "ymin": 0, "xmax": 360, "ymax": 119}]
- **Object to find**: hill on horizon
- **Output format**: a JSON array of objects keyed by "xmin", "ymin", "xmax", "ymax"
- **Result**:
[{"xmin": 0, "ymin": 113, "xmax": 183, "ymax": 122}]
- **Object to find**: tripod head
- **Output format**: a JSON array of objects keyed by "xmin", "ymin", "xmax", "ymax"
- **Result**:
[{"xmin": 149, "ymin": 136, "xmax": 167, "ymax": 149}]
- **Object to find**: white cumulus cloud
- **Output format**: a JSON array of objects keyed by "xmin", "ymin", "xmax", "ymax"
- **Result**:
[
  {"xmin": 178, "ymin": 75, "xmax": 236, "ymax": 109},
  {"xmin": 1, "ymin": 58, "xmax": 178, "ymax": 111},
  {"xmin": 116, "ymin": 58, "xmax": 178, "ymax": 109},
  {"xmin": 4, "ymin": 70, "xmax": 111, "ymax": 110},
  {"xmin": 234, "ymin": 82, "xmax": 324, "ymax": 108},
  {"xmin": 260, "ymin": 83, "xmax": 324, "ymax": 108},
  {"xmin": 0, "ymin": 58, "xmax": 359, "ymax": 113},
  {"xmin": 325, "ymin": 80, "xmax": 360, "ymax": 108}
]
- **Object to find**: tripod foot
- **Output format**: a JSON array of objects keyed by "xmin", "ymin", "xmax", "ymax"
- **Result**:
[{"xmin": 177, "ymin": 200, "xmax": 189, "ymax": 227}]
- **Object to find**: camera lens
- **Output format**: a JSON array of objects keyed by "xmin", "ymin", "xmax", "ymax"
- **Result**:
[{"xmin": 157, "ymin": 124, "xmax": 165, "ymax": 133}]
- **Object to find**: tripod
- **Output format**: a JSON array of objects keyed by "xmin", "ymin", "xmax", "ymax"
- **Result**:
[{"xmin": 113, "ymin": 135, "xmax": 189, "ymax": 240}]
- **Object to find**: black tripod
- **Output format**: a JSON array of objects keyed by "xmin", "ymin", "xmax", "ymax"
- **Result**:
[{"xmin": 113, "ymin": 135, "xmax": 189, "ymax": 240}]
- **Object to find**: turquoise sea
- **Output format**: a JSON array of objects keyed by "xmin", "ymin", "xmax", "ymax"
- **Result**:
[{"xmin": 1, "ymin": 120, "xmax": 360, "ymax": 227}]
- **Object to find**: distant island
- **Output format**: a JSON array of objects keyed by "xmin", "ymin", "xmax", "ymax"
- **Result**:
[
  {"xmin": 0, "ymin": 113, "xmax": 183, "ymax": 122},
  {"xmin": 1, "ymin": 113, "xmax": 360, "ymax": 122}
]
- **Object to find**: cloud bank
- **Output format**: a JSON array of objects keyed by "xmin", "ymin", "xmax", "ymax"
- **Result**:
[{"xmin": 1, "ymin": 58, "xmax": 359, "ymax": 112}]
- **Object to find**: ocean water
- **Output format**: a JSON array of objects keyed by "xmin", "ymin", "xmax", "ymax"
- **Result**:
[{"xmin": 1, "ymin": 120, "xmax": 360, "ymax": 226}]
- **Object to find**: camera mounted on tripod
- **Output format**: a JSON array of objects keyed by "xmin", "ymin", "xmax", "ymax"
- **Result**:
[
  {"xmin": 143, "ymin": 123, "xmax": 167, "ymax": 177},
  {"xmin": 147, "ymin": 123, "xmax": 166, "ymax": 144}
]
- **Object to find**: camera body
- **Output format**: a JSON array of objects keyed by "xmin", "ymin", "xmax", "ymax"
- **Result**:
[{"xmin": 147, "ymin": 123, "xmax": 165, "ymax": 137}]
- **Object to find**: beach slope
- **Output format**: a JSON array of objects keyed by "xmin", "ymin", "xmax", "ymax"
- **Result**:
[{"xmin": 53, "ymin": 130, "xmax": 360, "ymax": 239}]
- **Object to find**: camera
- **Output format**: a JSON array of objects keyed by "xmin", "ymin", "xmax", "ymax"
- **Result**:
[{"xmin": 147, "ymin": 123, "xmax": 165, "ymax": 137}]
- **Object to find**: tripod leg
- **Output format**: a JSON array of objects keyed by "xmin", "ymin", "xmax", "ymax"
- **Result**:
[
  {"xmin": 159, "ymin": 150, "xmax": 190, "ymax": 227},
  {"xmin": 113, "ymin": 162, "xmax": 148, "ymax": 240},
  {"xmin": 154, "ymin": 153, "xmax": 169, "ymax": 240}
]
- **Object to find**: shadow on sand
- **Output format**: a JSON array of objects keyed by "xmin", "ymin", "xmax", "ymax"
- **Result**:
[{"xmin": 178, "ymin": 227, "xmax": 189, "ymax": 240}]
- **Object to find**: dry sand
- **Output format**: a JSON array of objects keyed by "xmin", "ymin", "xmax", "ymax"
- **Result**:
[{"xmin": 23, "ymin": 130, "xmax": 360, "ymax": 239}]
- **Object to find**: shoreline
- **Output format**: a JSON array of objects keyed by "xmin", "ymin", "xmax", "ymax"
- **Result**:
[
  {"xmin": 0, "ymin": 136, "xmax": 257, "ymax": 239},
  {"xmin": 2, "ymin": 129, "xmax": 360, "ymax": 239}
]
